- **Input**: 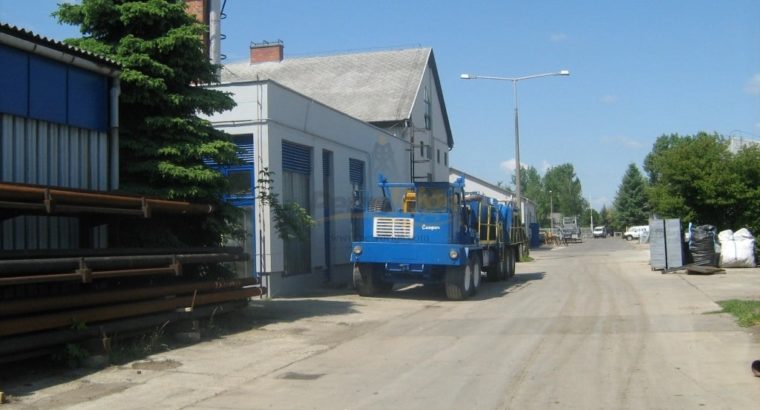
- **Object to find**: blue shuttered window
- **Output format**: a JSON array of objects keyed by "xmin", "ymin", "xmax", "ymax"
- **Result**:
[
  {"xmin": 282, "ymin": 141, "xmax": 311, "ymax": 174},
  {"xmin": 349, "ymin": 159, "xmax": 364, "ymax": 185}
]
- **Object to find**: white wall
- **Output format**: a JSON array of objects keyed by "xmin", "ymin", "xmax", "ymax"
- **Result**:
[
  {"xmin": 406, "ymin": 65, "xmax": 451, "ymax": 182},
  {"xmin": 204, "ymin": 80, "xmax": 410, "ymax": 294}
]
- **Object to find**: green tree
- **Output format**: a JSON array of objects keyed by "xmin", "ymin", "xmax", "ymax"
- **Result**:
[
  {"xmin": 55, "ymin": 0, "xmax": 240, "ymax": 247},
  {"xmin": 599, "ymin": 205, "xmax": 616, "ymax": 231},
  {"xmin": 644, "ymin": 132, "xmax": 760, "ymax": 234},
  {"xmin": 543, "ymin": 164, "xmax": 585, "ymax": 218},
  {"xmin": 613, "ymin": 163, "xmax": 650, "ymax": 229},
  {"xmin": 515, "ymin": 166, "xmax": 550, "ymax": 224}
]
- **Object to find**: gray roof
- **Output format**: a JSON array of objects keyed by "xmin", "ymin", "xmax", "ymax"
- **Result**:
[
  {"xmin": 0, "ymin": 22, "xmax": 120, "ymax": 69},
  {"xmin": 221, "ymin": 47, "xmax": 434, "ymax": 125}
]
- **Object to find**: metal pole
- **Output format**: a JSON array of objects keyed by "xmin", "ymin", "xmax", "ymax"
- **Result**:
[
  {"xmin": 512, "ymin": 79, "xmax": 522, "ymax": 225},
  {"xmin": 550, "ymin": 190, "xmax": 553, "ymax": 231}
]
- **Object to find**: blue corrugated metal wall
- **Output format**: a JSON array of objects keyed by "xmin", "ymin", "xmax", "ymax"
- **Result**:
[{"xmin": 0, "ymin": 44, "xmax": 109, "ymax": 132}]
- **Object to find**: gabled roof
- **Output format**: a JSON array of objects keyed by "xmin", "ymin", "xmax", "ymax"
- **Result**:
[
  {"xmin": 220, "ymin": 47, "xmax": 453, "ymax": 148},
  {"xmin": 0, "ymin": 22, "xmax": 120, "ymax": 69}
]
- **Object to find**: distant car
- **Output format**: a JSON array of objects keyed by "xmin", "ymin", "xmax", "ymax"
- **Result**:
[
  {"xmin": 623, "ymin": 225, "xmax": 649, "ymax": 241},
  {"xmin": 593, "ymin": 226, "xmax": 606, "ymax": 238}
]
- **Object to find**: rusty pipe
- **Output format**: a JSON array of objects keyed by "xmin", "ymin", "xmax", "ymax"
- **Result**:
[
  {"xmin": 0, "ymin": 286, "xmax": 265, "ymax": 337},
  {"xmin": 0, "ymin": 277, "xmax": 258, "ymax": 317}
]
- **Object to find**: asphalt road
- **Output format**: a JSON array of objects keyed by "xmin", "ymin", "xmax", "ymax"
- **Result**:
[{"xmin": 7, "ymin": 239, "xmax": 760, "ymax": 409}]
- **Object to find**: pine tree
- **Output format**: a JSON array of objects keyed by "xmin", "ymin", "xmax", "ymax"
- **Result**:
[
  {"xmin": 55, "ymin": 0, "xmax": 240, "ymax": 247},
  {"xmin": 613, "ymin": 163, "xmax": 650, "ymax": 229}
]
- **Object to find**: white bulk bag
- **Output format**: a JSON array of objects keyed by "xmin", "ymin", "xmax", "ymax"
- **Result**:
[{"xmin": 719, "ymin": 228, "xmax": 756, "ymax": 268}]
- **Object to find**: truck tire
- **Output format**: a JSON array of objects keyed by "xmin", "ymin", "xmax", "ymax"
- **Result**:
[
  {"xmin": 469, "ymin": 253, "xmax": 482, "ymax": 296},
  {"xmin": 497, "ymin": 247, "xmax": 509, "ymax": 281},
  {"xmin": 505, "ymin": 247, "xmax": 516, "ymax": 278},
  {"xmin": 445, "ymin": 261, "xmax": 471, "ymax": 301},
  {"xmin": 486, "ymin": 250, "xmax": 500, "ymax": 282},
  {"xmin": 368, "ymin": 197, "xmax": 391, "ymax": 212},
  {"xmin": 353, "ymin": 263, "xmax": 391, "ymax": 296}
]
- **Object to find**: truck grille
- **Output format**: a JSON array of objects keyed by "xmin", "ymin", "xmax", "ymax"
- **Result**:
[{"xmin": 373, "ymin": 217, "xmax": 414, "ymax": 239}]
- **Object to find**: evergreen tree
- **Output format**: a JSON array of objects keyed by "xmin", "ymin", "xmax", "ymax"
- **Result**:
[
  {"xmin": 55, "ymin": 0, "xmax": 240, "ymax": 247},
  {"xmin": 613, "ymin": 163, "xmax": 649, "ymax": 229}
]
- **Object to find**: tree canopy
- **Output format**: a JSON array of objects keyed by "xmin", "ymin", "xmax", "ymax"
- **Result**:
[
  {"xmin": 55, "ymin": 0, "xmax": 240, "ymax": 247},
  {"xmin": 644, "ymin": 132, "xmax": 760, "ymax": 234},
  {"xmin": 515, "ymin": 163, "xmax": 587, "ymax": 227}
]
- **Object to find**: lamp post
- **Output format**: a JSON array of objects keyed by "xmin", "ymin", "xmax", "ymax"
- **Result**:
[
  {"xmin": 549, "ymin": 190, "xmax": 553, "ymax": 231},
  {"xmin": 460, "ymin": 70, "xmax": 569, "ymax": 224}
]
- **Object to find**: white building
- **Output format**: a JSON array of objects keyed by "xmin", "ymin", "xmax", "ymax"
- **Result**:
[{"xmin": 204, "ymin": 44, "xmax": 454, "ymax": 296}]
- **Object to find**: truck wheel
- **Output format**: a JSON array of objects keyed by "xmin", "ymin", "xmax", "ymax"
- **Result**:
[
  {"xmin": 353, "ymin": 263, "xmax": 383, "ymax": 296},
  {"xmin": 368, "ymin": 197, "xmax": 391, "ymax": 212},
  {"xmin": 470, "ymin": 253, "xmax": 481, "ymax": 296},
  {"xmin": 506, "ymin": 247, "xmax": 516, "ymax": 278},
  {"xmin": 486, "ymin": 250, "xmax": 500, "ymax": 282},
  {"xmin": 445, "ymin": 262, "xmax": 471, "ymax": 301},
  {"xmin": 497, "ymin": 248, "xmax": 509, "ymax": 281}
]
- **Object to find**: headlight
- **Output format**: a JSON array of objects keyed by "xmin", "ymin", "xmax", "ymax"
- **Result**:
[
  {"xmin": 353, "ymin": 245, "xmax": 363, "ymax": 255},
  {"xmin": 449, "ymin": 249, "xmax": 458, "ymax": 260}
]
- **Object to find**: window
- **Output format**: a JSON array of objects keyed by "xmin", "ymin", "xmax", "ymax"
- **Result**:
[
  {"xmin": 349, "ymin": 158, "xmax": 365, "ymax": 208},
  {"xmin": 281, "ymin": 141, "xmax": 312, "ymax": 275},
  {"xmin": 416, "ymin": 186, "xmax": 448, "ymax": 212},
  {"xmin": 437, "ymin": 149, "xmax": 440, "ymax": 164},
  {"xmin": 423, "ymin": 86, "xmax": 432, "ymax": 130},
  {"xmin": 349, "ymin": 158, "xmax": 365, "ymax": 241},
  {"xmin": 444, "ymin": 152, "xmax": 448, "ymax": 166}
]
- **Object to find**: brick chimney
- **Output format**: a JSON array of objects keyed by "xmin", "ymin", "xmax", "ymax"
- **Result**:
[{"xmin": 250, "ymin": 40, "xmax": 284, "ymax": 64}]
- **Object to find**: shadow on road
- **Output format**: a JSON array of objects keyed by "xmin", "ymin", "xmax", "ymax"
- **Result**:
[
  {"xmin": 243, "ymin": 298, "xmax": 359, "ymax": 324},
  {"xmin": 371, "ymin": 271, "xmax": 546, "ymax": 302},
  {"xmin": 470, "ymin": 271, "xmax": 546, "ymax": 300}
]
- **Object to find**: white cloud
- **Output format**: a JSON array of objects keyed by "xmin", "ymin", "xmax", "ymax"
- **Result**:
[
  {"xmin": 500, "ymin": 158, "xmax": 537, "ymax": 176},
  {"xmin": 500, "ymin": 159, "xmax": 517, "ymax": 174},
  {"xmin": 540, "ymin": 160, "xmax": 552, "ymax": 173},
  {"xmin": 744, "ymin": 74, "xmax": 760, "ymax": 95},
  {"xmin": 550, "ymin": 33, "xmax": 568, "ymax": 43},
  {"xmin": 601, "ymin": 94, "xmax": 619, "ymax": 104},
  {"xmin": 601, "ymin": 136, "xmax": 643, "ymax": 149}
]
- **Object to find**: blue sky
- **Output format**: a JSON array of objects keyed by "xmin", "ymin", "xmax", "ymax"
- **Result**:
[{"xmin": 1, "ymin": 0, "xmax": 758, "ymax": 210}]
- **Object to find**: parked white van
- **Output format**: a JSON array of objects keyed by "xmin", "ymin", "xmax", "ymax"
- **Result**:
[{"xmin": 623, "ymin": 225, "xmax": 649, "ymax": 241}]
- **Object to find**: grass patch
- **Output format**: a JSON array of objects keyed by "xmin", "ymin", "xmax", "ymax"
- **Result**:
[{"xmin": 716, "ymin": 299, "xmax": 760, "ymax": 327}]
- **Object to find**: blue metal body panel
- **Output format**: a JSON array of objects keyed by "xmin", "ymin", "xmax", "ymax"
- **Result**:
[{"xmin": 351, "ymin": 242, "xmax": 474, "ymax": 266}]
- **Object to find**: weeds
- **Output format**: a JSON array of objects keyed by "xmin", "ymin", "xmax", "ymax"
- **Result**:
[{"xmin": 715, "ymin": 300, "xmax": 760, "ymax": 327}]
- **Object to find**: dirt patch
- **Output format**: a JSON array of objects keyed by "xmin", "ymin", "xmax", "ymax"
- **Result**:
[
  {"xmin": 15, "ymin": 381, "xmax": 133, "ymax": 408},
  {"xmin": 131, "ymin": 359, "xmax": 182, "ymax": 371},
  {"xmin": 279, "ymin": 372, "xmax": 325, "ymax": 380}
]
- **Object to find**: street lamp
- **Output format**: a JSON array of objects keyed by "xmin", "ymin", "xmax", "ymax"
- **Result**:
[
  {"xmin": 549, "ymin": 190, "xmax": 553, "ymax": 231},
  {"xmin": 460, "ymin": 70, "xmax": 570, "ymax": 224}
]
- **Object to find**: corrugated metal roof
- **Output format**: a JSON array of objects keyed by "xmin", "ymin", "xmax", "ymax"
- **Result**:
[
  {"xmin": 221, "ymin": 47, "xmax": 432, "ymax": 124},
  {"xmin": 0, "ymin": 22, "xmax": 120, "ymax": 68}
]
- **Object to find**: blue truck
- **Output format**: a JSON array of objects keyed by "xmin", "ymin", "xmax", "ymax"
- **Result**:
[{"xmin": 350, "ymin": 176, "xmax": 518, "ymax": 300}]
